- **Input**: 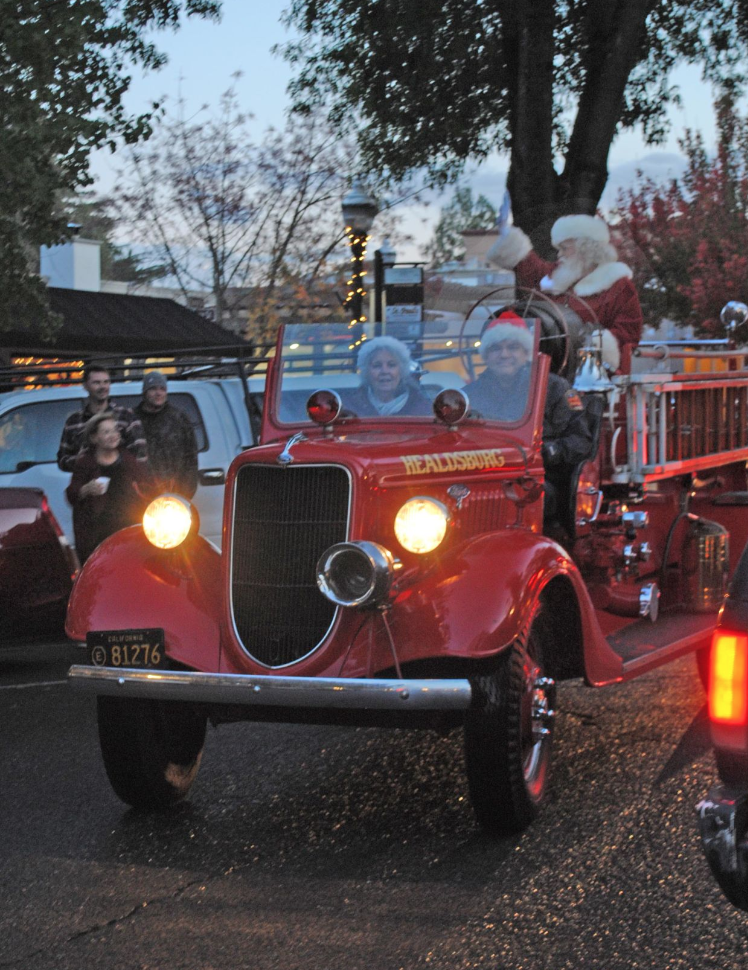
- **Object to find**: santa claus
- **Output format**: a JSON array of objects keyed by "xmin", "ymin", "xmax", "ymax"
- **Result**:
[{"xmin": 487, "ymin": 214, "xmax": 643, "ymax": 373}]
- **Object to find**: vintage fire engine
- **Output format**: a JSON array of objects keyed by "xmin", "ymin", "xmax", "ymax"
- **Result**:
[{"xmin": 67, "ymin": 300, "xmax": 748, "ymax": 834}]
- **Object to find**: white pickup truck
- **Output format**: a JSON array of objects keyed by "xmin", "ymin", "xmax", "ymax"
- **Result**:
[{"xmin": 0, "ymin": 378, "xmax": 258, "ymax": 550}]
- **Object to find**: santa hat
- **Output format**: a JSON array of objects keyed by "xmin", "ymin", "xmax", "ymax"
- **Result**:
[
  {"xmin": 480, "ymin": 310, "xmax": 533, "ymax": 359},
  {"xmin": 551, "ymin": 215, "xmax": 610, "ymax": 247}
]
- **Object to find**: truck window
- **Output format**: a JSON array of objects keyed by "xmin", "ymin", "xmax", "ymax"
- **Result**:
[{"xmin": 0, "ymin": 399, "xmax": 84, "ymax": 473}]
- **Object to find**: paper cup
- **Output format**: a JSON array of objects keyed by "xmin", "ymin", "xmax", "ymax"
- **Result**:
[{"xmin": 96, "ymin": 476, "xmax": 110, "ymax": 493}]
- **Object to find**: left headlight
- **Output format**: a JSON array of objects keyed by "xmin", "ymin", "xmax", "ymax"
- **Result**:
[
  {"xmin": 143, "ymin": 494, "xmax": 196, "ymax": 549},
  {"xmin": 394, "ymin": 497, "xmax": 449, "ymax": 554}
]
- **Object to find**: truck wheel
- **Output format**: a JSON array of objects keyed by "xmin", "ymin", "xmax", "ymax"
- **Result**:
[
  {"xmin": 716, "ymin": 750, "xmax": 748, "ymax": 788},
  {"xmin": 97, "ymin": 696, "xmax": 207, "ymax": 809},
  {"xmin": 464, "ymin": 613, "xmax": 555, "ymax": 834},
  {"xmin": 696, "ymin": 644, "xmax": 710, "ymax": 693}
]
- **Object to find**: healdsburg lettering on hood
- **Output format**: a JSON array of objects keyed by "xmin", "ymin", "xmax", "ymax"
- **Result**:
[{"xmin": 400, "ymin": 449, "xmax": 507, "ymax": 475}]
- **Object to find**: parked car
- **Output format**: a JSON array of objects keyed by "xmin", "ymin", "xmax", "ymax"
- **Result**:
[
  {"xmin": 67, "ymin": 311, "xmax": 748, "ymax": 833},
  {"xmin": 0, "ymin": 487, "xmax": 78, "ymax": 635}
]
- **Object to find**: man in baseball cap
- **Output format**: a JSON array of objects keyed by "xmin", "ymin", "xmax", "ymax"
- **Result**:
[
  {"xmin": 136, "ymin": 371, "xmax": 198, "ymax": 499},
  {"xmin": 487, "ymin": 211, "xmax": 642, "ymax": 373}
]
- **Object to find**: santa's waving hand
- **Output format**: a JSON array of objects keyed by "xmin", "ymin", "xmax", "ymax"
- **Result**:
[{"xmin": 487, "ymin": 214, "xmax": 643, "ymax": 374}]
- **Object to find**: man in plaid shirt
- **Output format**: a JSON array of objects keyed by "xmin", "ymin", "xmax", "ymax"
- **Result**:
[{"xmin": 56, "ymin": 364, "xmax": 147, "ymax": 473}]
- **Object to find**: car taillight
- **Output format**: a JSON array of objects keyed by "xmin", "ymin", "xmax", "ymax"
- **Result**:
[
  {"xmin": 710, "ymin": 631, "xmax": 748, "ymax": 725},
  {"xmin": 41, "ymin": 496, "xmax": 63, "ymax": 537}
]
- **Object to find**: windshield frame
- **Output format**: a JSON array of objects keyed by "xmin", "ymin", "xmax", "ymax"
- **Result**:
[{"xmin": 261, "ymin": 321, "xmax": 545, "ymax": 438}]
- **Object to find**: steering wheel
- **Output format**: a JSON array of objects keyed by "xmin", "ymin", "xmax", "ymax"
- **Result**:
[{"xmin": 459, "ymin": 285, "xmax": 599, "ymax": 382}]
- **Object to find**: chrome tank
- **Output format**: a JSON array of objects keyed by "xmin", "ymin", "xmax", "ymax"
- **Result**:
[{"xmin": 682, "ymin": 517, "xmax": 729, "ymax": 612}]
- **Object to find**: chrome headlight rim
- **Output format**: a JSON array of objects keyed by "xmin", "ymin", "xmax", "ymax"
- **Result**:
[
  {"xmin": 394, "ymin": 495, "xmax": 450, "ymax": 555},
  {"xmin": 142, "ymin": 493, "xmax": 199, "ymax": 550},
  {"xmin": 316, "ymin": 540, "xmax": 394, "ymax": 608}
]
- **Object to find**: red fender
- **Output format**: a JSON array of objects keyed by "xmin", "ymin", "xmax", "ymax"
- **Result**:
[
  {"xmin": 65, "ymin": 526, "xmax": 223, "ymax": 671},
  {"xmin": 369, "ymin": 530, "xmax": 623, "ymax": 686}
]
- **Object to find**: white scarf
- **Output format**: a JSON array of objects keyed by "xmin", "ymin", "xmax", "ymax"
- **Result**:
[{"xmin": 367, "ymin": 386, "xmax": 410, "ymax": 415}]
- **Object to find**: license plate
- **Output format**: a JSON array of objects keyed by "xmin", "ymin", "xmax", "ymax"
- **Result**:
[{"xmin": 87, "ymin": 628, "xmax": 167, "ymax": 669}]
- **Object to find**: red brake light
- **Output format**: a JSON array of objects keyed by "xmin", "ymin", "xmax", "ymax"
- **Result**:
[
  {"xmin": 433, "ymin": 388, "xmax": 469, "ymax": 426},
  {"xmin": 306, "ymin": 389, "xmax": 342, "ymax": 425},
  {"xmin": 709, "ymin": 631, "xmax": 748, "ymax": 725}
]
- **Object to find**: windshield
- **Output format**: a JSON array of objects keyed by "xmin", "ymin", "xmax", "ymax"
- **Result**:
[{"xmin": 275, "ymin": 321, "xmax": 540, "ymax": 426}]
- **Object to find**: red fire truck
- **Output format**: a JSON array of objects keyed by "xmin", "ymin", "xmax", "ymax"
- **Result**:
[{"xmin": 67, "ymin": 300, "xmax": 748, "ymax": 834}]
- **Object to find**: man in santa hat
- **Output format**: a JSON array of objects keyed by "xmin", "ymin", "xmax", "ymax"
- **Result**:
[
  {"xmin": 465, "ymin": 312, "xmax": 592, "ymax": 526},
  {"xmin": 486, "ymin": 213, "xmax": 642, "ymax": 373}
]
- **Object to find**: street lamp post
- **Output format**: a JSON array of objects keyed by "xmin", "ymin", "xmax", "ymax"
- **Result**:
[
  {"xmin": 373, "ymin": 237, "xmax": 396, "ymax": 335},
  {"xmin": 341, "ymin": 181, "xmax": 378, "ymax": 331}
]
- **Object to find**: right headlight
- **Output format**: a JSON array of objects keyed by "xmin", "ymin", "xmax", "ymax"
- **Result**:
[
  {"xmin": 143, "ymin": 494, "xmax": 195, "ymax": 549},
  {"xmin": 394, "ymin": 497, "xmax": 449, "ymax": 554}
]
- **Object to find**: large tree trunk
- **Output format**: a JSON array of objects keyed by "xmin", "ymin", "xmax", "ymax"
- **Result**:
[
  {"xmin": 559, "ymin": 0, "xmax": 654, "ymax": 212},
  {"xmin": 505, "ymin": 0, "xmax": 653, "ymax": 255},
  {"xmin": 502, "ymin": 0, "xmax": 557, "ymax": 253}
]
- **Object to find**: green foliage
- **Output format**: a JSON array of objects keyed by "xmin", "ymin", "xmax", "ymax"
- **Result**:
[
  {"xmin": 0, "ymin": 0, "xmax": 220, "ymax": 333},
  {"xmin": 425, "ymin": 187, "xmax": 497, "ymax": 267},
  {"xmin": 281, "ymin": 0, "xmax": 748, "ymax": 242},
  {"xmin": 615, "ymin": 95, "xmax": 748, "ymax": 335}
]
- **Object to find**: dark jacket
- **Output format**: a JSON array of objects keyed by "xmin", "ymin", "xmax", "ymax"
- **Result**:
[
  {"xmin": 135, "ymin": 401, "xmax": 198, "ymax": 499},
  {"xmin": 66, "ymin": 450, "xmax": 151, "ymax": 563},
  {"xmin": 464, "ymin": 367, "xmax": 592, "ymax": 469},
  {"xmin": 541, "ymin": 374, "xmax": 593, "ymax": 469},
  {"xmin": 343, "ymin": 382, "xmax": 433, "ymax": 417},
  {"xmin": 57, "ymin": 400, "xmax": 146, "ymax": 473}
]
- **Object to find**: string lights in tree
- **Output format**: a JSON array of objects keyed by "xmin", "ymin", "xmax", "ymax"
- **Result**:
[
  {"xmin": 341, "ymin": 181, "xmax": 378, "ymax": 343},
  {"xmin": 343, "ymin": 224, "xmax": 370, "ymax": 332}
]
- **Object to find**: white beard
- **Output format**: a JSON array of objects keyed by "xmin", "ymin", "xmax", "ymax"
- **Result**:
[{"xmin": 539, "ymin": 255, "xmax": 586, "ymax": 295}]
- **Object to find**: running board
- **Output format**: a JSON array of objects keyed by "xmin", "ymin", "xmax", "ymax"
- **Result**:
[{"xmin": 606, "ymin": 610, "xmax": 716, "ymax": 679}]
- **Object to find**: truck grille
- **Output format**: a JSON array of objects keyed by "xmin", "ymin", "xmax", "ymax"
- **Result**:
[{"xmin": 230, "ymin": 464, "xmax": 350, "ymax": 667}]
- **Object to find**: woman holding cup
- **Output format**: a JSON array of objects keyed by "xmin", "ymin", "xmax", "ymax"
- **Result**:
[{"xmin": 66, "ymin": 411, "xmax": 151, "ymax": 563}]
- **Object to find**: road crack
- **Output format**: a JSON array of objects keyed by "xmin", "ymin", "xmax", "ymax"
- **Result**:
[{"xmin": 0, "ymin": 873, "xmax": 212, "ymax": 968}]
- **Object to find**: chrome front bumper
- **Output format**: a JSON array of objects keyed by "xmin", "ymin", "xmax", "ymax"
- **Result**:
[
  {"xmin": 696, "ymin": 786, "xmax": 748, "ymax": 910},
  {"xmin": 68, "ymin": 664, "xmax": 473, "ymax": 713}
]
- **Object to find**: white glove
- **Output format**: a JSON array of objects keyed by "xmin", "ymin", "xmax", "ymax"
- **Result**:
[{"xmin": 591, "ymin": 329, "xmax": 621, "ymax": 373}]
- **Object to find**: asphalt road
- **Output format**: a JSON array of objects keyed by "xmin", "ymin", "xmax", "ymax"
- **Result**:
[{"xmin": 1, "ymin": 636, "xmax": 747, "ymax": 970}]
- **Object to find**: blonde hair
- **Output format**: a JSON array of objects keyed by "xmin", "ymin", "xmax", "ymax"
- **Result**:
[{"xmin": 84, "ymin": 411, "xmax": 118, "ymax": 446}]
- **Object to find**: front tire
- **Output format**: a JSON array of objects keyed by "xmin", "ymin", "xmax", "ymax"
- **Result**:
[
  {"xmin": 97, "ymin": 696, "xmax": 207, "ymax": 809},
  {"xmin": 696, "ymin": 643, "xmax": 710, "ymax": 693},
  {"xmin": 464, "ymin": 612, "xmax": 555, "ymax": 834}
]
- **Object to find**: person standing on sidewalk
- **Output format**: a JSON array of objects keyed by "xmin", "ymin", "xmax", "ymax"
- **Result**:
[
  {"xmin": 57, "ymin": 364, "xmax": 146, "ymax": 473},
  {"xmin": 135, "ymin": 371, "xmax": 198, "ymax": 499},
  {"xmin": 66, "ymin": 412, "xmax": 151, "ymax": 563}
]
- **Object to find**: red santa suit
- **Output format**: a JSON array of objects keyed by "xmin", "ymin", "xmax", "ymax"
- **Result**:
[{"xmin": 487, "ymin": 215, "xmax": 643, "ymax": 373}]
